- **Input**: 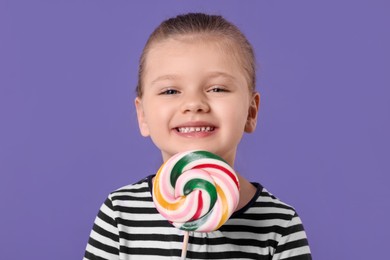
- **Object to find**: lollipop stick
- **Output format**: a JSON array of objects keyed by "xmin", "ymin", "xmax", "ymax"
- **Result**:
[{"xmin": 181, "ymin": 231, "xmax": 189, "ymax": 260}]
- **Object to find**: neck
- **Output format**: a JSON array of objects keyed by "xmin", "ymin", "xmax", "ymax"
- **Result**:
[{"xmin": 235, "ymin": 173, "xmax": 257, "ymax": 211}]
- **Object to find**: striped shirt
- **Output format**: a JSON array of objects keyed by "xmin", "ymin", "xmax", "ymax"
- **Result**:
[{"xmin": 84, "ymin": 176, "xmax": 311, "ymax": 260}]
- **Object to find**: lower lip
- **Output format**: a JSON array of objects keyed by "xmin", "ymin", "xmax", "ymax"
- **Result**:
[{"xmin": 173, "ymin": 129, "xmax": 216, "ymax": 138}]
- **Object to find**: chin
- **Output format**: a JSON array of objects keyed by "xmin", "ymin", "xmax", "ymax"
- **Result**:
[
  {"xmin": 167, "ymin": 147, "xmax": 216, "ymax": 157},
  {"xmin": 183, "ymin": 146, "xmax": 216, "ymax": 153}
]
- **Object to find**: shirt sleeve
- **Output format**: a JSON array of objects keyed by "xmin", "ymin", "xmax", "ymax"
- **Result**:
[
  {"xmin": 83, "ymin": 196, "xmax": 120, "ymax": 260},
  {"xmin": 272, "ymin": 212, "xmax": 312, "ymax": 260}
]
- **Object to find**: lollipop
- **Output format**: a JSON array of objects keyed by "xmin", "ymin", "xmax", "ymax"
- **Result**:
[{"xmin": 152, "ymin": 150, "xmax": 240, "ymax": 232}]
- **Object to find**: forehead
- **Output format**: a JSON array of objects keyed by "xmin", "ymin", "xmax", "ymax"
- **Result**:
[
  {"xmin": 149, "ymin": 35, "xmax": 240, "ymax": 60},
  {"xmin": 143, "ymin": 35, "xmax": 246, "ymax": 81}
]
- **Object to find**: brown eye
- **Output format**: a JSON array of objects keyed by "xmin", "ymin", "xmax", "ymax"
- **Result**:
[
  {"xmin": 160, "ymin": 89, "xmax": 179, "ymax": 95},
  {"xmin": 208, "ymin": 86, "xmax": 228, "ymax": 93}
]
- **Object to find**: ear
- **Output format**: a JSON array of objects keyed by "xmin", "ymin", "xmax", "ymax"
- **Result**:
[
  {"xmin": 245, "ymin": 92, "xmax": 260, "ymax": 133},
  {"xmin": 134, "ymin": 97, "xmax": 150, "ymax": 137}
]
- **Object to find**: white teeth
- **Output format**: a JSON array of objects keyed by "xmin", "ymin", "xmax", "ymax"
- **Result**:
[{"xmin": 177, "ymin": 126, "xmax": 214, "ymax": 133}]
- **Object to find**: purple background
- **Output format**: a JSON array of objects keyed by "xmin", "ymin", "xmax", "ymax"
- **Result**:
[{"xmin": 1, "ymin": 1, "xmax": 389, "ymax": 259}]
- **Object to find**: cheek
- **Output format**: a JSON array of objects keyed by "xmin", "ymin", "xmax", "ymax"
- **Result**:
[
  {"xmin": 214, "ymin": 104, "xmax": 247, "ymax": 133},
  {"xmin": 143, "ymin": 100, "xmax": 173, "ymax": 125},
  {"xmin": 223, "ymin": 98, "xmax": 249, "ymax": 121}
]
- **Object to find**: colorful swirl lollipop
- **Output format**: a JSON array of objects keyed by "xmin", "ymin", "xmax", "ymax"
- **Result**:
[{"xmin": 152, "ymin": 150, "xmax": 240, "ymax": 232}]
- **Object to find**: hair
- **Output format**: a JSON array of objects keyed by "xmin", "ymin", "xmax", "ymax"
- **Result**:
[{"xmin": 136, "ymin": 13, "xmax": 256, "ymax": 97}]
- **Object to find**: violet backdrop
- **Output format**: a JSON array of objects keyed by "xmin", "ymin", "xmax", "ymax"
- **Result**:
[{"xmin": 1, "ymin": 0, "xmax": 389, "ymax": 259}]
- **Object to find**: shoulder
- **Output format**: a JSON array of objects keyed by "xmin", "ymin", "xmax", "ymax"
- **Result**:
[
  {"xmin": 106, "ymin": 175, "xmax": 154, "ymax": 208},
  {"xmin": 112, "ymin": 175, "xmax": 151, "ymax": 193},
  {"xmin": 231, "ymin": 183, "xmax": 305, "ymax": 235},
  {"xmin": 235, "ymin": 183, "xmax": 298, "ymax": 219},
  {"xmin": 254, "ymin": 186, "xmax": 297, "ymax": 217}
]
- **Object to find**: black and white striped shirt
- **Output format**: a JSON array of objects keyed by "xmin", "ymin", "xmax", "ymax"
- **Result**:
[{"xmin": 84, "ymin": 176, "xmax": 311, "ymax": 260}]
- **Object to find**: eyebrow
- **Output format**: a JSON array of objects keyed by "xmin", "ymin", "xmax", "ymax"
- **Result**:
[
  {"xmin": 151, "ymin": 75, "xmax": 180, "ymax": 85},
  {"xmin": 206, "ymin": 71, "xmax": 237, "ymax": 81},
  {"xmin": 150, "ymin": 71, "xmax": 236, "ymax": 85}
]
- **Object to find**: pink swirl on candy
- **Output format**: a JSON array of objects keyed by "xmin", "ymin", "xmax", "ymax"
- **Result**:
[{"xmin": 152, "ymin": 150, "xmax": 240, "ymax": 232}]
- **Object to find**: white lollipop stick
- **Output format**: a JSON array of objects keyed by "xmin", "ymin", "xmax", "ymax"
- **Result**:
[{"xmin": 181, "ymin": 231, "xmax": 189, "ymax": 260}]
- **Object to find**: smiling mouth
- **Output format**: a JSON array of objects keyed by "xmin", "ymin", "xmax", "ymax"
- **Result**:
[{"xmin": 176, "ymin": 126, "xmax": 215, "ymax": 133}]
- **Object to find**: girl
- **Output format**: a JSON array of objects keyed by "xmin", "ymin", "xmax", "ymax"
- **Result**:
[{"xmin": 84, "ymin": 13, "xmax": 311, "ymax": 260}]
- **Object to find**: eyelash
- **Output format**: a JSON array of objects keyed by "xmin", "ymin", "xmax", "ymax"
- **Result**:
[
  {"xmin": 159, "ymin": 89, "xmax": 180, "ymax": 95},
  {"xmin": 208, "ymin": 86, "xmax": 228, "ymax": 93}
]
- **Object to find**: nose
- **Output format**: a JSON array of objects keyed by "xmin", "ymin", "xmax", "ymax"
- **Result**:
[{"xmin": 180, "ymin": 91, "xmax": 210, "ymax": 113}]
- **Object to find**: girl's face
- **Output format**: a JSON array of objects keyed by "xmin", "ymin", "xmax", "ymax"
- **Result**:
[{"xmin": 135, "ymin": 37, "xmax": 259, "ymax": 166}]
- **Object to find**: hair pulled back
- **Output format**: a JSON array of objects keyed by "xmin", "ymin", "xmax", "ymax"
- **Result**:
[{"xmin": 136, "ymin": 13, "xmax": 256, "ymax": 97}]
